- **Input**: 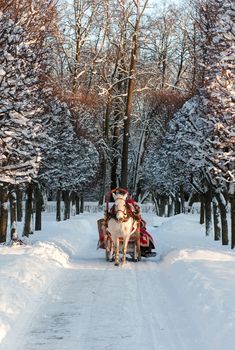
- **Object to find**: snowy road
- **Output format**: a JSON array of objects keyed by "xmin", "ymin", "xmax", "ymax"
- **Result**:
[
  {"xmin": 2, "ymin": 213, "xmax": 235, "ymax": 350},
  {"xmin": 15, "ymin": 263, "xmax": 202, "ymax": 350}
]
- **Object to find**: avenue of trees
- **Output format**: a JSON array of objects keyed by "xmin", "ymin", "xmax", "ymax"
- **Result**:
[
  {"xmin": 0, "ymin": 0, "xmax": 99, "ymax": 242},
  {"xmin": 0, "ymin": 0, "xmax": 234, "ymax": 248},
  {"xmin": 142, "ymin": 0, "xmax": 235, "ymax": 248}
]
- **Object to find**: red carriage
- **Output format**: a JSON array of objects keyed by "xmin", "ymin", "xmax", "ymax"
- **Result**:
[{"xmin": 97, "ymin": 188, "xmax": 156, "ymax": 262}]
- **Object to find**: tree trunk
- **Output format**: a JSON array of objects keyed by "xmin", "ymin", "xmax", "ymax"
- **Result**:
[
  {"xmin": 152, "ymin": 193, "xmax": 160, "ymax": 216},
  {"xmin": 200, "ymin": 194, "xmax": 205, "ymax": 224},
  {"xmin": 134, "ymin": 182, "xmax": 142, "ymax": 202},
  {"xmin": 98, "ymin": 158, "xmax": 107, "ymax": 206},
  {"xmin": 111, "ymin": 149, "xmax": 119, "ymax": 190},
  {"xmin": 120, "ymin": 17, "xmax": 140, "ymax": 189},
  {"xmin": 159, "ymin": 195, "xmax": 167, "ymax": 217},
  {"xmin": 174, "ymin": 194, "xmax": 181, "ymax": 215},
  {"xmin": 132, "ymin": 124, "xmax": 146, "ymax": 198},
  {"xmin": 0, "ymin": 185, "xmax": 8, "ymax": 243},
  {"xmin": 231, "ymin": 193, "xmax": 235, "ymax": 249},
  {"xmin": 180, "ymin": 186, "xmax": 185, "ymax": 213},
  {"xmin": 188, "ymin": 192, "xmax": 197, "ymax": 213},
  {"xmin": 71, "ymin": 191, "xmax": 76, "ymax": 216},
  {"xmin": 80, "ymin": 194, "xmax": 84, "ymax": 213},
  {"xmin": 9, "ymin": 187, "xmax": 17, "ymax": 239},
  {"xmin": 98, "ymin": 189, "xmax": 105, "ymax": 206},
  {"xmin": 99, "ymin": 96, "xmax": 111, "ymax": 203},
  {"xmin": 111, "ymin": 83, "xmax": 123, "ymax": 191},
  {"xmin": 16, "ymin": 186, "xmax": 23, "ymax": 222},
  {"xmin": 63, "ymin": 190, "xmax": 70, "ymax": 220},
  {"xmin": 35, "ymin": 185, "xmax": 43, "ymax": 231},
  {"xmin": 56, "ymin": 189, "xmax": 61, "ymax": 222},
  {"xmin": 217, "ymin": 193, "xmax": 228, "ymax": 245},
  {"xmin": 167, "ymin": 196, "xmax": 174, "ymax": 217},
  {"xmin": 23, "ymin": 183, "xmax": 33, "ymax": 237},
  {"xmin": 204, "ymin": 189, "xmax": 212, "ymax": 236},
  {"xmin": 212, "ymin": 197, "xmax": 220, "ymax": 241},
  {"xmin": 75, "ymin": 194, "xmax": 80, "ymax": 215}
]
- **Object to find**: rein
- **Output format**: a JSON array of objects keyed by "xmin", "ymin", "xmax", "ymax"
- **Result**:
[
  {"xmin": 105, "ymin": 188, "xmax": 130, "ymax": 212},
  {"xmin": 114, "ymin": 199, "xmax": 129, "ymax": 222},
  {"xmin": 105, "ymin": 188, "xmax": 131, "ymax": 223}
]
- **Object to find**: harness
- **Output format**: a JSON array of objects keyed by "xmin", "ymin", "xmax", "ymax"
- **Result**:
[{"xmin": 104, "ymin": 188, "xmax": 140, "ymax": 226}]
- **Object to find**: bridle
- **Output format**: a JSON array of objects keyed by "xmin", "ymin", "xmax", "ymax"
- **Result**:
[
  {"xmin": 115, "ymin": 197, "xmax": 129, "ymax": 222},
  {"xmin": 105, "ymin": 188, "xmax": 130, "ymax": 223}
]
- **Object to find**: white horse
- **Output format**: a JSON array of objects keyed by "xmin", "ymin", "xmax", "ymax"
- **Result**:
[{"xmin": 106, "ymin": 192, "xmax": 139, "ymax": 266}]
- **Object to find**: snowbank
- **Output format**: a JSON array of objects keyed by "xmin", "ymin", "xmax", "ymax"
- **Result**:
[
  {"xmin": 0, "ymin": 213, "xmax": 84, "ymax": 346},
  {"xmin": 152, "ymin": 213, "xmax": 235, "ymax": 349}
]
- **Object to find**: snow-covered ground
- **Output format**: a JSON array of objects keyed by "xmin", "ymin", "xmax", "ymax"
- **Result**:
[{"xmin": 0, "ymin": 211, "xmax": 235, "ymax": 350}]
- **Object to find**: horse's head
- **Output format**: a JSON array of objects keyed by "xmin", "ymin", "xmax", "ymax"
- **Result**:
[{"xmin": 112, "ymin": 192, "xmax": 128, "ymax": 222}]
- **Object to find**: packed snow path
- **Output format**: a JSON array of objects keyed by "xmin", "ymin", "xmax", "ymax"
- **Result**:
[{"xmin": 1, "ymin": 213, "xmax": 235, "ymax": 350}]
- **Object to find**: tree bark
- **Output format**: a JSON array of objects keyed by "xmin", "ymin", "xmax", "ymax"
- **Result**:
[
  {"xmin": 9, "ymin": 187, "xmax": 17, "ymax": 239},
  {"xmin": 23, "ymin": 183, "xmax": 33, "ymax": 237},
  {"xmin": 99, "ymin": 97, "xmax": 111, "ymax": 203},
  {"xmin": 111, "ymin": 121, "xmax": 119, "ymax": 191},
  {"xmin": 63, "ymin": 190, "xmax": 70, "ymax": 220},
  {"xmin": 75, "ymin": 193, "xmax": 80, "ymax": 215},
  {"xmin": 180, "ymin": 186, "xmax": 185, "ymax": 213},
  {"xmin": 98, "ymin": 157, "xmax": 107, "ymax": 206},
  {"xmin": 35, "ymin": 185, "xmax": 43, "ymax": 231},
  {"xmin": 174, "ymin": 194, "xmax": 181, "ymax": 215},
  {"xmin": 71, "ymin": 191, "xmax": 76, "ymax": 216},
  {"xmin": 167, "ymin": 196, "xmax": 174, "ymax": 217},
  {"xmin": 204, "ymin": 188, "xmax": 212, "ymax": 236},
  {"xmin": 231, "ymin": 193, "xmax": 235, "ymax": 249},
  {"xmin": 152, "ymin": 193, "xmax": 160, "ymax": 216},
  {"xmin": 80, "ymin": 193, "xmax": 84, "ymax": 213},
  {"xmin": 16, "ymin": 186, "xmax": 23, "ymax": 222},
  {"xmin": 159, "ymin": 195, "xmax": 167, "ymax": 217},
  {"xmin": 131, "ymin": 123, "xmax": 146, "ymax": 198},
  {"xmin": 111, "ymin": 62, "xmax": 125, "ymax": 191},
  {"xmin": 0, "ymin": 185, "xmax": 8, "ymax": 243},
  {"xmin": 56, "ymin": 189, "xmax": 61, "ymax": 222},
  {"xmin": 200, "ymin": 194, "xmax": 205, "ymax": 224},
  {"xmin": 212, "ymin": 197, "xmax": 220, "ymax": 241},
  {"xmin": 120, "ymin": 16, "xmax": 140, "ymax": 189},
  {"xmin": 217, "ymin": 193, "xmax": 228, "ymax": 245}
]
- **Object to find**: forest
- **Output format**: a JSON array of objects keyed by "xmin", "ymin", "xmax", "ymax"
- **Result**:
[{"xmin": 0, "ymin": 0, "xmax": 234, "ymax": 247}]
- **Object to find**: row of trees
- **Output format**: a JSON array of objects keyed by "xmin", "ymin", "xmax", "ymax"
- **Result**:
[
  {"xmin": 142, "ymin": 0, "xmax": 235, "ymax": 248},
  {"xmin": 0, "ymin": 0, "xmax": 99, "ymax": 243}
]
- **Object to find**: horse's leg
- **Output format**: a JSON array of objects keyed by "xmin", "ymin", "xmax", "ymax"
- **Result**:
[
  {"xmin": 122, "ymin": 237, "xmax": 128, "ymax": 265},
  {"xmin": 114, "ymin": 237, "xmax": 119, "ymax": 266},
  {"xmin": 105, "ymin": 236, "xmax": 113, "ymax": 261},
  {"xmin": 109, "ymin": 238, "xmax": 114, "ymax": 261},
  {"xmin": 105, "ymin": 235, "xmax": 109, "ymax": 261}
]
